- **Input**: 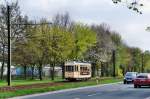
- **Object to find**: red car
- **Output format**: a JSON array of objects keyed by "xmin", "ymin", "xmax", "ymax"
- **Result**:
[{"xmin": 134, "ymin": 73, "xmax": 150, "ymax": 88}]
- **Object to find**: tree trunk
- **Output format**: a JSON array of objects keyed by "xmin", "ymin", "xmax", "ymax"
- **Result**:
[
  {"xmin": 141, "ymin": 53, "xmax": 144, "ymax": 73},
  {"xmin": 61, "ymin": 62, "xmax": 65, "ymax": 79},
  {"xmin": 101, "ymin": 62, "xmax": 104, "ymax": 77},
  {"xmin": 106, "ymin": 62, "xmax": 109, "ymax": 77},
  {"xmin": 0, "ymin": 45, "xmax": 5, "ymax": 80},
  {"xmin": 51, "ymin": 62, "xmax": 55, "ymax": 80},
  {"xmin": 112, "ymin": 50, "xmax": 116, "ymax": 77},
  {"xmin": 91, "ymin": 62, "xmax": 96, "ymax": 77},
  {"xmin": 24, "ymin": 66, "xmax": 27, "ymax": 80},
  {"xmin": 31, "ymin": 66, "xmax": 34, "ymax": 80},
  {"xmin": 39, "ymin": 65, "xmax": 42, "ymax": 81}
]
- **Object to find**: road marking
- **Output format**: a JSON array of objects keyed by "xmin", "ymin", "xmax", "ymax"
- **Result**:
[
  {"xmin": 9, "ymin": 82, "xmax": 121, "ymax": 99},
  {"xmin": 88, "ymin": 93, "xmax": 97, "ymax": 96},
  {"xmin": 74, "ymin": 98, "xmax": 80, "ymax": 99},
  {"xmin": 145, "ymin": 97, "xmax": 150, "ymax": 99}
]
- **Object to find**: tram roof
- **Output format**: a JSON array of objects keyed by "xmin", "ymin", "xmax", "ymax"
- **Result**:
[{"xmin": 65, "ymin": 61, "xmax": 91, "ymax": 66}]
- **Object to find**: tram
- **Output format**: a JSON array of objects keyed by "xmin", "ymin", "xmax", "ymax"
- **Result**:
[{"xmin": 65, "ymin": 61, "xmax": 91, "ymax": 81}]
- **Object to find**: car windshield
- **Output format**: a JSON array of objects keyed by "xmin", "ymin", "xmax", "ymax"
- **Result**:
[
  {"xmin": 137, "ymin": 75, "xmax": 148, "ymax": 78},
  {"xmin": 125, "ymin": 73, "xmax": 136, "ymax": 76}
]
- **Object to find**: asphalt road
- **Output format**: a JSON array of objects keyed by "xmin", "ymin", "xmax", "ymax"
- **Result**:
[{"xmin": 14, "ymin": 83, "xmax": 150, "ymax": 99}]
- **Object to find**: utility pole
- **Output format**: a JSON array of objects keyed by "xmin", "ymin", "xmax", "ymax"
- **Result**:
[
  {"xmin": 5, "ymin": 4, "xmax": 53, "ymax": 85},
  {"xmin": 7, "ymin": 5, "xmax": 11, "ymax": 86},
  {"xmin": 112, "ymin": 50, "xmax": 116, "ymax": 77},
  {"xmin": 141, "ymin": 53, "xmax": 144, "ymax": 73}
]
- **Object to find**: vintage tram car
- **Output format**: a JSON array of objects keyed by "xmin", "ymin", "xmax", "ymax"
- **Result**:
[{"xmin": 65, "ymin": 61, "xmax": 91, "ymax": 80}]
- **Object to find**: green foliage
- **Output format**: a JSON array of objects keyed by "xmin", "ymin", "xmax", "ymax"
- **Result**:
[
  {"xmin": 143, "ymin": 51, "xmax": 150, "ymax": 72},
  {"xmin": 1, "ymin": 0, "xmax": 150, "ymax": 80},
  {"xmin": 0, "ymin": 78, "xmax": 122, "ymax": 98},
  {"xmin": 70, "ymin": 23, "xmax": 96, "ymax": 59}
]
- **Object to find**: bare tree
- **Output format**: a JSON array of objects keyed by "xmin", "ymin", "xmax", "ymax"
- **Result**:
[
  {"xmin": 0, "ymin": 1, "xmax": 27, "ymax": 79},
  {"xmin": 52, "ymin": 12, "xmax": 72, "ymax": 28}
]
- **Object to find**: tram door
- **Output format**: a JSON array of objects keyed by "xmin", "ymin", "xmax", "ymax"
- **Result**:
[{"xmin": 80, "ymin": 65, "xmax": 90, "ymax": 75}]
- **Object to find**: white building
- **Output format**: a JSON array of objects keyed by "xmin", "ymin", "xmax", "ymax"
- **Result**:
[
  {"xmin": 0, "ymin": 62, "xmax": 17, "ymax": 75},
  {"xmin": 43, "ymin": 66, "xmax": 62, "ymax": 77},
  {"xmin": 0, "ymin": 62, "xmax": 62, "ymax": 77}
]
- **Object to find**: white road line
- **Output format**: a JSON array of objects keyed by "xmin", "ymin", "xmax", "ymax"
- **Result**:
[
  {"xmin": 74, "ymin": 98, "xmax": 80, "ymax": 99},
  {"xmin": 88, "ymin": 93, "xmax": 97, "ymax": 97},
  {"xmin": 145, "ymin": 97, "xmax": 150, "ymax": 99},
  {"xmin": 9, "ymin": 82, "xmax": 121, "ymax": 99}
]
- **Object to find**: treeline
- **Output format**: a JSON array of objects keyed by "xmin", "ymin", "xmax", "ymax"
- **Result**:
[{"xmin": 0, "ymin": 1, "xmax": 150, "ymax": 80}]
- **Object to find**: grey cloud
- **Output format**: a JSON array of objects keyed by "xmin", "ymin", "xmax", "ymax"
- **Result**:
[{"xmin": 2, "ymin": 0, "xmax": 150, "ymax": 50}]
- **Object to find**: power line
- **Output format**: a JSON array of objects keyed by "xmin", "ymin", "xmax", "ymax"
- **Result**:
[
  {"xmin": 6, "ymin": 5, "xmax": 53, "ymax": 86},
  {"xmin": 12, "ymin": 23, "xmax": 52, "ymax": 26}
]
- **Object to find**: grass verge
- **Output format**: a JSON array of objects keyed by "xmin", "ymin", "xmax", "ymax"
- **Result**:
[
  {"xmin": 0, "ymin": 78, "xmax": 62, "ymax": 87},
  {"xmin": 0, "ymin": 77, "xmax": 122, "ymax": 99}
]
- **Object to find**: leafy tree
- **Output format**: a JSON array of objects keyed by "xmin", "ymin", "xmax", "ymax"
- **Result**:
[
  {"xmin": 23, "ymin": 19, "xmax": 75, "ymax": 80},
  {"xmin": 130, "ymin": 47, "xmax": 142, "ymax": 72},
  {"xmin": 12, "ymin": 41, "xmax": 31, "ymax": 79},
  {"xmin": 0, "ymin": 1, "xmax": 27, "ymax": 80},
  {"xmin": 70, "ymin": 24, "xmax": 96, "ymax": 60},
  {"xmin": 86, "ymin": 24, "xmax": 113, "ymax": 77},
  {"xmin": 111, "ymin": 32, "xmax": 122, "ymax": 76},
  {"xmin": 143, "ymin": 51, "xmax": 150, "ymax": 72},
  {"xmin": 47, "ymin": 25, "xmax": 74, "ymax": 80},
  {"xmin": 118, "ymin": 44, "xmax": 131, "ymax": 75}
]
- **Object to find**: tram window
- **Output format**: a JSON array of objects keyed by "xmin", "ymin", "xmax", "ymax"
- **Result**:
[
  {"xmin": 71, "ymin": 66, "xmax": 73, "ymax": 71},
  {"xmin": 65, "ymin": 66, "xmax": 74, "ymax": 72},
  {"xmin": 75, "ymin": 66, "xmax": 76, "ymax": 71},
  {"xmin": 80, "ymin": 66, "xmax": 90, "ymax": 75},
  {"xmin": 74, "ymin": 66, "xmax": 78, "ymax": 71},
  {"xmin": 80, "ymin": 67, "xmax": 88, "ymax": 71},
  {"xmin": 76, "ymin": 66, "xmax": 78, "ymax": 71}
]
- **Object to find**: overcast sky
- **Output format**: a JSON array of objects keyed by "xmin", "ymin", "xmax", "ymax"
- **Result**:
[{"xmin": 1, "ymin": 0, "xmax": 150, "ymax": 51}]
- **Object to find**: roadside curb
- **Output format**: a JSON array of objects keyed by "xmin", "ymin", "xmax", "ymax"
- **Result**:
[{"xmin": 9, "ymin": 82, "xmax": 122, "ymax": 99}]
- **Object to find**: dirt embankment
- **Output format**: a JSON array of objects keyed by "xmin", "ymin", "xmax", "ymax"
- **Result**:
[{"xmin": 0, "ymin": 82, "xmax": 63, "ymax": 92}]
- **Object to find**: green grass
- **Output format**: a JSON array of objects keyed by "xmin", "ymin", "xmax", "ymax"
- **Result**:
[
  {"xmin": 0, "ymin": 77, "xmax": 122, "ymax": 99},
  {"xmin": 0, "ymin": 77, "xmax": 63, "ymax": 87}
]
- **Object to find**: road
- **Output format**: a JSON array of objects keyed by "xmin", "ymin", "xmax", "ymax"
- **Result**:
[{"xmin": 13, "ymin": 83, "xmax": 150, "ymax": 99}]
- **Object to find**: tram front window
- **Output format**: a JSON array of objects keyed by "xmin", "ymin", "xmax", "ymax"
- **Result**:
[
  {"xmin": 80, "ymin": 66, "xmax": 89, "ymax": 75},
  {"xmin": 65, "ymin": 66, "xmax": 74, "ymax": 72}
]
